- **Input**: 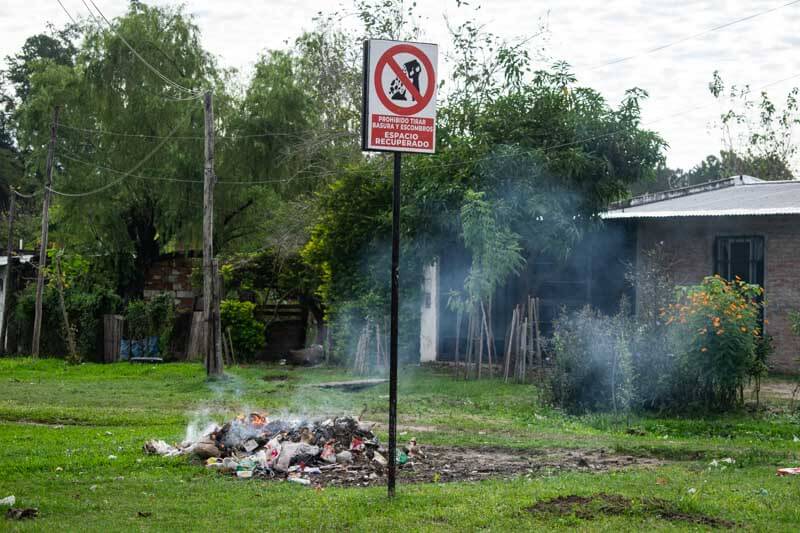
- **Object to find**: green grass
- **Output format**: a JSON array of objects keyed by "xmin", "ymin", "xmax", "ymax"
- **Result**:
[{"xmin": 1, "ymin": 358, "xmax": 799, "ymax": 531}]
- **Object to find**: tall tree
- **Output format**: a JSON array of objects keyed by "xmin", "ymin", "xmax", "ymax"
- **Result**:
[{"xmin": 16, "ymin": 3, "xmax": 216, "ymax": 295}]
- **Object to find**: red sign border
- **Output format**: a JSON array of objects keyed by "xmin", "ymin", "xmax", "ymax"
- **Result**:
[{"xmin": 373, "ymin": 44, "xmax": 435, "ymax": 116}]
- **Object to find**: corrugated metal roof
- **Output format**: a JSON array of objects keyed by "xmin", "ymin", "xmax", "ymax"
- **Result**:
[{"xmin": 603, "ymin": 177, "xmax": 800, "ymax": 219}]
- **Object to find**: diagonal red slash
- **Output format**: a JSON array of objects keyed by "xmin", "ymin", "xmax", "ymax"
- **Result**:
[{"xmin": 386, "ymin": 58, "xmax": 424, "ymax": 104}]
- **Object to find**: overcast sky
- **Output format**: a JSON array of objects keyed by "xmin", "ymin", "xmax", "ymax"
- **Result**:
[{"xmin": 3, "ymin": 0, "xmax": 800, "ymax": 170}]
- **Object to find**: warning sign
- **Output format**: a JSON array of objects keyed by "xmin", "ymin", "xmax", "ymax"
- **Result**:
[{"xmin": 362, "ymin": 39, "xmax": 438, "ymax": 154}]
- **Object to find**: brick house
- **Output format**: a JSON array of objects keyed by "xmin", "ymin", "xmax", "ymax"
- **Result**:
[
  {"xmin": 604, "ymin": 175, "xmax": 800, "ymax": 373},
  {"xmin": 142, "ymin": 253, "xmax": 200, "ymax": 312}
]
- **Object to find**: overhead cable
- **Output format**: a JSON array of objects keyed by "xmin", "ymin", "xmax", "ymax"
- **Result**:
[
  {"xmin": 587, "ymin": 0, "xmax": 800, "ymax": 71},
  {"xmin": 47, "ymin": 122, "xmax": 181, "ymax": 197},
  {"xmin": 81, "ymin": 0, "xmax": 202, "ymax": 97}
]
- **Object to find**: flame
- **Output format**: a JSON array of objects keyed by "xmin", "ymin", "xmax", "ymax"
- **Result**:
[{"xmin": 248, "ymin": 413, "xmax": 268, "ymax": 426}]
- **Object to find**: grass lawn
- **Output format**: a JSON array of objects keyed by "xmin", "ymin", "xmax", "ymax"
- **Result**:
[{"xmin": 1, "ymin": 358, "xmax": 799, "ymax": 531}]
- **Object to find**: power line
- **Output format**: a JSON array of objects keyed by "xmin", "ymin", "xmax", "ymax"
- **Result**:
[
  {"xmin": 46, "ymin": 65, "xmax": 800, "ymax": 195},
  {"xmin": 587, "ymin": 0, "xmax": 800, "ymax": 71},
  {"xmin": 12, "ymin": 189, "xmax": 40, "ymax": 199},
  {"xmin": 59, "ymin": 149, "xmax": 354, "ymax": 186},
  {"xmin": 54, "ymin": 0, "xmax": 77, "ymax": 24},
  {"xmin": 59, "ymin": 151, "xmax": 203, "ymax": 183},
  {"xmin": 47, "ymin": 121, "xmax": 181, "ymax": 197},
  {"xmin": 57, "ymin": 122, "xmax": 356, "ymax": 141},
  {"xmin": 81, "ymin": 0, "xmax": 203, "ymax": 98}
]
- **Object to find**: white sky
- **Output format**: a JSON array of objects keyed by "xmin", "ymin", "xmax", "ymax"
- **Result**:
[{"xmin": 3, "ymin": 0, "xmax": 800, "ymax": 170}]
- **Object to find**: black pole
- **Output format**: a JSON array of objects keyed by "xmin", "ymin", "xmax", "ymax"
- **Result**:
[{"xmin": 388, "ymin": 151, "xmax": 401, "ymax": 497}]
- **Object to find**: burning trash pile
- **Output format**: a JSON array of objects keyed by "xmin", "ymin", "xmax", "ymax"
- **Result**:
[{"xmin": 144, "ymin": 413, "xmax": 419, "ymax": 487}]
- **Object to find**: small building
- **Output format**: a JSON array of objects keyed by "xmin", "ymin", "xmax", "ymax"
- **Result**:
[
  {"xmin": 604, "ymin": 175, "xmax": 800, "ymax": 373},
  {"xmin": 0, "ymin": 252, "xmax": 35, "ymax": 352}
]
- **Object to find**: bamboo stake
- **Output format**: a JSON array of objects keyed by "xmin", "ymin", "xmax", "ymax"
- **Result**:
[
  {"xmin": 477, "ymin": 307, "xmax": 484, "ymax": 379},
  {"xmin": 480, "ymin": 298, "xmax": 492, "ymax": 378},
  {"xmin": 464, "ymin": 309, "xmax": 475, "ymax": 380},
  {"xmin": 453, "ymin": 310, "xmax": 462, "ymax": 377},
  {"xmin": 504, "ymin": 307, "xmax": 517, "ymax": 382},
  {"xmin": 533, "ymin": 297, "xmax": 543, "ymax": 370}
]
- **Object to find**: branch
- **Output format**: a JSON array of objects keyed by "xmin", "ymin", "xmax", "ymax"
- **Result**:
[{"xmin": 222, "ymin": 198, "xmax": 255, "ymax": 227}]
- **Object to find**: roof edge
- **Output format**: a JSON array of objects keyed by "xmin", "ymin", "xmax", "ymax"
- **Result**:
[
  {"xmin": 609, "ymin": 175, "xmax": 761, "ymax": 211},
  {"xmin": 602, "ymin": 207, "xmax": 800, "ymax": 219}
]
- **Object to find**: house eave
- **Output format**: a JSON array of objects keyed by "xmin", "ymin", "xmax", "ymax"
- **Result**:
[{"xmin": 602, "ymin": 208, "xmax": 800, "ymax": 219}]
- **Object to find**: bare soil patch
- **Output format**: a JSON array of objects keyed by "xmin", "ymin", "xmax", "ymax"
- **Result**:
[
  {"xmin": 281, "ymin": 446, "xmax": 663, "ymax": 488},
  {"xmin": 528, "ymin": 493, "xmax": 735, "ymax": 528}
]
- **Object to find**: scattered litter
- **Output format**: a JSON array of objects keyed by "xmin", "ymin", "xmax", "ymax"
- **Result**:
[
  {"xmin": 146, "ymin": 414, "xmax": 401, "ymax": 486},
  {"xmin": 0, "ymin": 496, "xmax": 15, "ymax": 507},
  {"xmin": 143, "ymin": 440, "xmax": 181, "ymax": 457},
  {"xmin": 335, "ymin": 451, "xmax": 353, "ymax": 464},
  {"xmin": 372, "ymin": 451, "xmax": 388, "ymax": 466},
  {"xmin": 793, "ymin": 435, "xmax": 799, "ymax": 443},
  {"xmin": 55, "ymin": 467, "xmax": 63, "ymax": 472},
  {"xmin": 687, "ymin": 487, "xmax": 697, "ymax": 495},
  {"xmin": 5, "ymin": 508, "xmax": 38, "ymax": 520},
  {"xmin": 108, "ymin": 455, "xmax": 117, "ymax": 460},
  {"xmin": 145, "ymin": 414, "xmax": 662, "ymax": 488},
  {"xmin": 708, "ymin": 457, "xmax": 735, "ymax": 468},
  {"xmin": 776, "ymin": 467, "xmax": 800, "ymax": 476}
]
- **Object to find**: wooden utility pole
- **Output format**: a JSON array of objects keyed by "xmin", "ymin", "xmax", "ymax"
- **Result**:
[
  {"xmin": 0, "ymin": 190, "xmax": 16, "ymax": 354},
  {"xmin": 203, "ymin": 91, "xmax": 223, "ymax": 376},
  {"xmin": 32, "ymin": 106, "xmax": 59, "ymax": 358}
]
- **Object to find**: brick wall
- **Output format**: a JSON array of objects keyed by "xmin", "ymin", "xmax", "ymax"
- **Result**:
[
  {"xmin": 636, "ymin": 215, "xmax": 800, "ymax": 373},
  {"xmin": 143, "ymin": 256, "xmax": 198, "ymax": 312}
]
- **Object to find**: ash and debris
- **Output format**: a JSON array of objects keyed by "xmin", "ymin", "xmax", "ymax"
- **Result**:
[{"xmin": 144, "ymin": 413, "xmax": 662, "ymax": 487}]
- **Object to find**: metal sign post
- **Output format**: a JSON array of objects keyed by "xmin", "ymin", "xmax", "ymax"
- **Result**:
[
  {"xmin": 388, "ymin": 151, "xmax": 401, "ymax": 497},
  {"xmin": 361, "ymin": 39, "xmax": 438, "ymax": 498}
]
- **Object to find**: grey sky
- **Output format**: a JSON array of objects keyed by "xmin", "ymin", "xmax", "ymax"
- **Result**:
[{"xmin": 3, "ymin": 0, "xmax": 800, "ymax": 170}]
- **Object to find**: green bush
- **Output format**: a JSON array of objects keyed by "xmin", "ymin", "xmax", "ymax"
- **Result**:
[
  {"xmin": 549, "ymin": 304, "xmax": 634, "ymax": 414},
  {"xmin": 124, "ymin": 294, "xmax": 176, "ymax": 356},
  {"xmin": 220, "ymin": 299, "xmax": 264, "ymax": 360},
  {"xmin": 11, "ymin": 283, "xmax": 121, "ymax": 359},
  {"xmin": 548, "ymin": 276, "xmax": 766, "ymax": 414},
  {"xmin": 663, "ymin": 275, "xmax": 763, "ymax": 410}
]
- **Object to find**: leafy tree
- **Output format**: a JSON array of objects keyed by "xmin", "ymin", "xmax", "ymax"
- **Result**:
[
  {"xmin": 15, "ymin": 3, "xmax": 215, "ymax": 294},
  {"xmin": 709, "ymin": 70, "xmax": 798, "ymax": 179}
]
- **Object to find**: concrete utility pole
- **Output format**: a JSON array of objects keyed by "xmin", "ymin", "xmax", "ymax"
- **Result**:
[
  {"xmin": 32, "ymin": 106, "xmax": 60, "ymax": 358},
  {"xmin": 203, "ymin": 91, "xmax": 223, "ymax": 376},
  {"xmin": 0, "ymin": 190, "xmax": 15, "ymax": 354}
]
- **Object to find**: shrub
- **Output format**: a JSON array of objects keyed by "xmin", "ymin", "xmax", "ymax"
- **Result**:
[
  {"xmin": 220, "ymin": 300, "xmax": 264, "ymax": 360},
  {"xmin": 11, "ymin": 283, "xmax": 120, "ymax": 359},
  {"xmin": 549, "ymin": 304, "xmax": 634, "ymax": 414},
  {"xmin": 124, "ymin": 294, "xmax": 176, "ymax": 357},
  {"xmin": 662, "ymin": 275, "xmax": 764, "ymax": 410}
]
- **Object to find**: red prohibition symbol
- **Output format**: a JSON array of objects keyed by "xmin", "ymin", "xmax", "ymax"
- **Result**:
[{"xmin": 374, "ymin": 44, "xmax": 435, "ymax": 116}]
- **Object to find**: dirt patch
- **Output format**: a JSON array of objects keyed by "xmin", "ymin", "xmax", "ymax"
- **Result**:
[
  {"xmin": 528, "ymin": 493, "xmax": 735, "ymax": 528},
  {"xmin": 278, "ymin": 446, "xmax": 663, "ymax": 488}
]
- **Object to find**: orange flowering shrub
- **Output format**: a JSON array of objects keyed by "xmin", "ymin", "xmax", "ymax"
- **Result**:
[{"xmin": 661, "ymin": 275, "xmax": 764, "ymax": 409}]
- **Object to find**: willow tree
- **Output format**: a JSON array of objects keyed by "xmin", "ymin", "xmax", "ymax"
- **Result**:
[{"xmin": 16, "ymin": 3, "xmax": 216, "ymax": 295}]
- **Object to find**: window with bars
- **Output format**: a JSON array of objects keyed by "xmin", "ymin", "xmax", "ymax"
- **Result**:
[{"xmin": 713, "ymin": 236, "xmax": 764, "ymax": 287}]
